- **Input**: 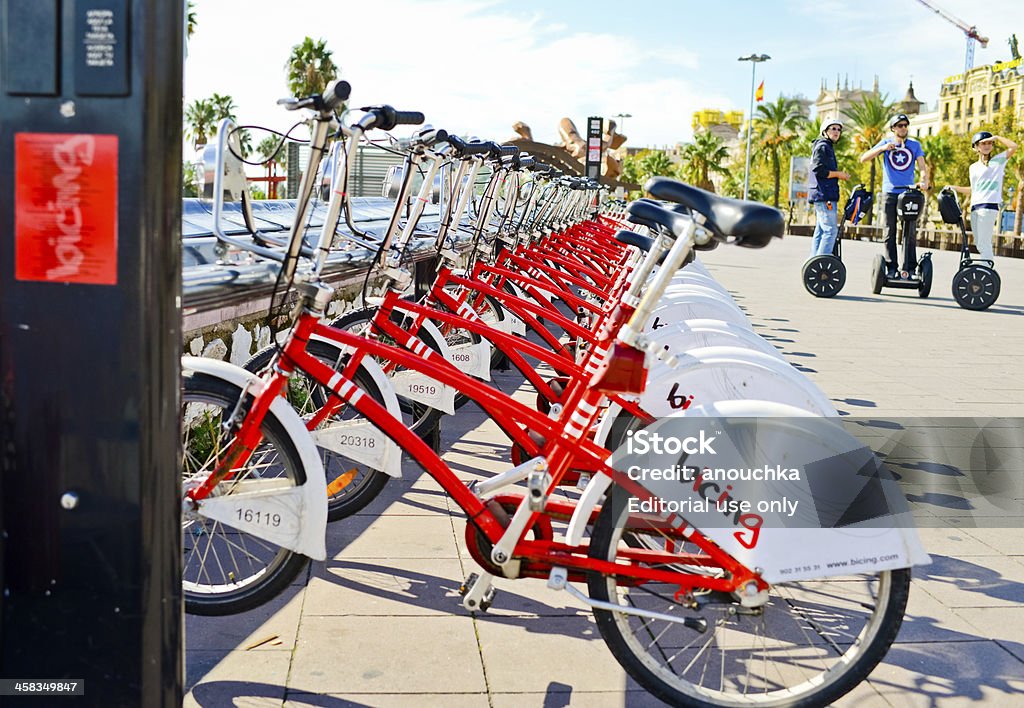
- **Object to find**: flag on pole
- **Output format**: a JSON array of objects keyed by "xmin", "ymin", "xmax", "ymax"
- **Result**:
[{"xmin": 755, "ymin": 80, "xmax": 765, "ymax": 102}]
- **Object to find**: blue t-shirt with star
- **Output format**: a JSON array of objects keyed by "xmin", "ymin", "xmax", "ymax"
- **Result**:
[{"xmin": 871, "ymin": 137, "xmax": 925, "ymax": 193}]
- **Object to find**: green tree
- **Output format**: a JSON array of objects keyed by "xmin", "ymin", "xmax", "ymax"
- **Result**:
[
  {"xmin": 285, "ymin": 37, "xmax": 339, "ymax": 98},
  {"xmin": 257, "ymin": 135, "xmax": 286, "ymax": 166},
  {"xmin": 843, "ymin": 93, "xmax": 893, "ymax": 220},
  {"xmin": 184, "ymin": 98, "xmax": 216, "ymax": 149},
  {"xmin": 919, "ymin": 132, "xmax": 955, "ymax": 222},
  {"xmin": 677, "ymin": 132, "xmax": 730, "ymax": 192},
  {"xmin": 182, "ymin": 160, "xmax": 199, "ymax": 197},
  {"xmin": 186, "ymin": 1, "xmax": 197, "ymax": 39},
  {"xmin": 752, "ymin": 97, "xmax": 807, "ymax": 207},
  {"xmin": 184, "ymin": 92, "xmax": 251, "ymax": 154},
  {"xmin": 640, "ymin": 150, "xmax": 675, "ymax": 179}
]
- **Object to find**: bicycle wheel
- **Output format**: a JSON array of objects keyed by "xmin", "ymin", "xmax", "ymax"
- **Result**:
[
  {"xmin": 244, "ymin": 341, "xmax": 391, "ymax": 520},
  {"xmin": 331, "ymin": 307, "xmax": 445, "ymax": 432},
  {"xmin": 181, "ymin": 372, "xmax": 309, "ymax": 616},
  {"xmin": 587, "ymin": 492, "xmax": 911, "ymax": 707}
]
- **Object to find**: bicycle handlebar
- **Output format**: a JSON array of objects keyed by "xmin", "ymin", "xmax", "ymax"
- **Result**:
[
  {"xmin": 447, "ymin": 135, "xmax": 492, "ymax": 157},
  {"xmin": 486, "ymin": 142, "xmax": 518, "ymax": 160},
  {"xmin": 357, "ymin": 105, "xmax": 426, "ymax": 131},
  {"xmin": 277, "ymin": 80, "xmax": 351, "ymax": 113}
]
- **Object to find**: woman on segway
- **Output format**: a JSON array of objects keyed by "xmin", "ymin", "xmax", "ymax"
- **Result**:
[
  {"xmin": 946, "ymin": 131, "xmax": 1017, "ymax": 263},
  {"xmin": 808, "ymin": 118, "xmax": 850, "ymax": 257}
]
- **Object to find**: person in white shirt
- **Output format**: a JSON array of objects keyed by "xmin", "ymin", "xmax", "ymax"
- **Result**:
[{"xmin": 948, "ymin": 132, "xmax": 1017, "ymax": 262}]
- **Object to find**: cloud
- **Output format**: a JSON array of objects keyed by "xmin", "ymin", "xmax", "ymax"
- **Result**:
[{"xmin": 185, "ymin": 0, "xmax": 709, "ymax": 148}]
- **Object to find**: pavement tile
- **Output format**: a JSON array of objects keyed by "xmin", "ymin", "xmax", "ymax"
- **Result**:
[
  {"xmin": 305, "ymin": 557, "xmax": 468, "ymax": 616},
  {"xmin": 290, "ymin": 615, "xmax": 486, "ymax": 694},
  {"xmin": 833, "ymin": 678, "xmax": 893, "ymax": 707},
  {"xmin": 185, "ymin": 585, "xmax": 306, "ymax": 652},
  {"xmin": 474, "ymin": 614, "xmax": 629, "ymax": 693},
  {"xmin": 866, "ymin": 641, "xmax": 1024, "ymax": 706},
  {"xmin": 959, "ymin": 527, "xmax": 1024, "ymax": 556},
  {"xmin": 952, "ymin": 606, "xmax": 1024, "ymax": 663},
  {"xmin": 912, "ymin": 554, "xmax": 1024, "ymax": 608},
  {"xmin": 896, "ymin": 583, "xmax": 986, "ymax": 643},
  {"xmin": 490, "ymin": 690, "xmax": 665, "ymax": 707},
  {"xmin": 284, "ymin": 692, "xmax": 489, "ymax": 707},
  {"xmin": 185, "ymin": 649, "xmax": 292, "ymax": 703},
  {"xmin": 326, "ymin": 515, "xmax": 460, "ymax": 560},
  {"xmin": 913, "ymin": 527, "xmax": 1006, "ymax": 556}
]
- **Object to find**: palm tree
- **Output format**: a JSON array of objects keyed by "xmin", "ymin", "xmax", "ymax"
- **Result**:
[
  {"xmin": 639, "ymin": 150, "xmax": 676, "ymax": 181},
  {"xmin": 184, "ymin": 98, "xmax": 216, "ymax": 149},
  {"xmin": 677, "ymin": 132, "xmax": 730, "ymax": 192},
  {"xmin": 208, "ymin": 92, "xmax": 251, "ymax": 155},
  {"xmin": 285, "ymin": 37, "xmax": 339, "ymax": 98},
  {"xmin": 186, "ymin": 1, "xmax": 197, "ymax": 39},
  {"xmin": 843, "ymin": 93, "xmax": 893, "ymax": 219},
  {"xmin": 752, "ymin": 97, "xmax": 807, "ymax": 207}
]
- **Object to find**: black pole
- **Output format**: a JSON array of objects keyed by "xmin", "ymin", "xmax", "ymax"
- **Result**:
[{"xmin": 0, "ymin": 0, "xmax": 182, "ymax": 705}]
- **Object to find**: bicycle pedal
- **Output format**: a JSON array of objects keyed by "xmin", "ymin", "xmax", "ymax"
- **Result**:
[
  {"xmin": 460, "ymin": 571, "xmax": 496, "ymax": 612},
  {"xmin": 458, "ymin": 572, "xmax": 478, "ymax": 597}
]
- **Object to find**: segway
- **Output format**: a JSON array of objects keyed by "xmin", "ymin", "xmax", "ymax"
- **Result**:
[
  {"xmin": 803, "ymin": 184, "xmax": 873, "ymax": 297},
  {"xmin": 937, "ymin": 187, "xmax": 1001, "ymax": 310},
  {"xmin": 871, "ymin": 186, "xmax": 933, "ymax": 297}
]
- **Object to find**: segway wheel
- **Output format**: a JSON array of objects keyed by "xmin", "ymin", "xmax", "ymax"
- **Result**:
[
  {"xmin": 871, "ymin": 254, "xmax": 886, "ymax": 295},
  {"xmin": 918, "ymin": 257, "xmax": 933, "ymax": 298},
  {"xmin": 802, "ymin": 255, "xmax": 846, "ymax": 298},
  {"xmin": 953, "ymin": 265, "xmax": 1001, "ymax": 310}
]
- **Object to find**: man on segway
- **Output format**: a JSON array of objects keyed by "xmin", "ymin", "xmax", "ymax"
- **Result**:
[
  {"xmin": 808, "ymin": 118, "xmax": 850, "ymax": 257},
  {"xmin": 859, "ymin": 113, "xmax": 929, "ymax": 278}
]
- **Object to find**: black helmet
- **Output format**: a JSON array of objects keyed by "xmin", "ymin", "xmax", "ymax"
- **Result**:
[
  {"xmin": 889, "ymin": 113, "xmax": 910, "ymax": 129},
  {"xmin": 972, "ymin": 130, "xmax": 994, "ymax": 147}
]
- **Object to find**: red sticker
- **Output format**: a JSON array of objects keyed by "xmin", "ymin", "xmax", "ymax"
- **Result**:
[{"xmin": 15, "ymin": 133, "xmax": 118, "ymax": 285}]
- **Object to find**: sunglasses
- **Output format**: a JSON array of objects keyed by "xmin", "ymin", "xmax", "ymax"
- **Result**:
[
  {"xmin": 827, "ymin": 126, "xmax": 843, "ymax": 132},
  {"xmin": 893, "ymin": 123, "xmax": 909, "ymax": 129}
]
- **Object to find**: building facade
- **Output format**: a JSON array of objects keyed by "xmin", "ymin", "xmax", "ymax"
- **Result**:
[{"xmin": 938, "ymin": 57, "xmax": 1024, "ymax": 135}]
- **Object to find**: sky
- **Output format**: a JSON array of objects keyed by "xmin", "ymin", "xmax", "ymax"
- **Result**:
[{"xmin": 184, "ymin": 0, "xmax": 1024, "ymax": 150}]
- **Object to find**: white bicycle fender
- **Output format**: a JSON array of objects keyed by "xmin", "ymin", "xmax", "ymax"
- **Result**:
[
  {"xmin": 565, "ymin": 473, "xmax": 613, "ymax": 548},
  {"xmin": 181, "ymin": 356, "xmax": 327, "ymax": 561},
  {"xmin": 594, "ymin": 401, "xmax": 625, "ymax": 448},
  {"xmin": 303, "ymin": 346, "xmax": 405, "ymax": 479}
]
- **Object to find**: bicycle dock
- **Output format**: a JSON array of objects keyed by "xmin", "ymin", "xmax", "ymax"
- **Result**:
[{"xmin": 185, "ymin": 233, "xmax": 1024, "ymax": 706}]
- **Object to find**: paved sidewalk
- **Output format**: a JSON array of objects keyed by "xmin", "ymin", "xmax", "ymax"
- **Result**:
[{"xmin": 186, "ymin": 234, "xmax": 1024, "ymax": 707}]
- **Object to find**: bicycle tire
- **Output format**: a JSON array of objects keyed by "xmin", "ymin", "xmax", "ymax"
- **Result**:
[
  {"xmin": 586, "ymin": 491, "xmax": 911, "ymax": 707},
  {"xmin": 330, "ymin": 308, "xmax": 446, "ymax": 433},
  {"xmin": 244, "ymin": 341, "xmax": 392, "ymax": 520},
  {"xmin": 181, "ymin": 372, "xmax": 310, "ymax": 616}
]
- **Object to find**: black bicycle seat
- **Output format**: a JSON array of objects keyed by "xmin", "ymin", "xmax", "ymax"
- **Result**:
[
  {"xmin": 644, "ymin": 178, "xmax": 783, "ymax": 247},
  {"xmin": 625, "ymin": 200, "xmax": 691, "ymax": 237}
]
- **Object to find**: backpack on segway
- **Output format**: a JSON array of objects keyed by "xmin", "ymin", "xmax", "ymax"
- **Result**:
[
  {"xmin": 937, "ymin": 187, "xmax": 1001, "ymax": 310},
  {"xmin": 803, "ymin": 184, "xmax": 873, "ymax": 297},
  {"xmin": 871, "ymin": 186, "xmax": 933, "ymax": 297}
]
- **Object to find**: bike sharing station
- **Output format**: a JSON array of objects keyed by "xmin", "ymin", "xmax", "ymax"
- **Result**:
[
  {"xmin": 162, "ymin": 52, "xmax": 937, "ymax": 699},
  {"xmin": 1, "ymin": 1, "xmax": 182, "ymax": 704},
  {"xmin": 0, "ymin": 3, "xmax": 1008, "ymax": 704}
]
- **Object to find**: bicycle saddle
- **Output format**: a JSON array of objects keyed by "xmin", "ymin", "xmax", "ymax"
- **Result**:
[
  {"xmin": 629, "ymin": 198, "xmax": 718, "ymax": 250},
  {"xmin": 625, "ymin": 199, "xmax": 691, "ymax": 237},
  {"xmin": 645, "ymin": 177, "xmax": 783, "ymax": 248},
  {"xmin": 613, "ymin": 229, "xmax": 695, "ymax": 267}
]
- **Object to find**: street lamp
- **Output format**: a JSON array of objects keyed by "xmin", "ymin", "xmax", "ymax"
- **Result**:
[
  {"xmin": 613, "ymin": 112, "xmax": 632, "ymax": 134},
  {"xmin": 738, "ymin": 53, "xmax": 770, "ymax": 201}
]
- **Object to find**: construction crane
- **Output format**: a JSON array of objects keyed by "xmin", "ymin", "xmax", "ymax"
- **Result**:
[{"xmin": 915, "ymin": 0, "xmax": 989, "ymax": 76}]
